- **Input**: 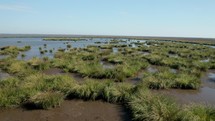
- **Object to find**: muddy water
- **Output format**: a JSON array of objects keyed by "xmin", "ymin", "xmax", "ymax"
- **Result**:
[
  {"xmin": 158, "ymin": 70, "xmax": 215, "ymax": 106},
  {"xmin": 43, "ymin": 68, "xmax": 85, "ymax": 82},
  {"xmin": 0, "ymin": 100, "xmax": 132, "ymax": 121}
]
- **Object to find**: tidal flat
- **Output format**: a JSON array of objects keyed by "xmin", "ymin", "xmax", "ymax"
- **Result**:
[{"xmin": 1, "ymin": 37, "xmax": 215, "ymax": 121}]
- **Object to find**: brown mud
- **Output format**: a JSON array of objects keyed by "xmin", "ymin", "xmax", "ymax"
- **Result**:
[{"xmin": 0, "ymin": 100, "xmax": 132, "ymax": 121}]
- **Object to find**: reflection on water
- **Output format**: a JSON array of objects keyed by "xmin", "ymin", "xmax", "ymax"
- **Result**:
[
  {"xmin": 112, "ymin": 47, "xmax": 118, "ymax": 53},
  {"xmin": 0, "ymin": 55, "xmax": 8, "ymax": 59},
  {"xmin": 0, "ymin": 38, "xmax": 147, "ymax": 60},
  {"xmin": 0, "ymin": 38, "xmax": 111, "ymax": 60},
  {"xmin": 159, "ymin": 87, "xmax": 215, "ymax": 105},
  {"xmin": 208, "ymin": 73, "xmax": 215, "ymax": 81},
  {"xmin": 200, "ymin": 59, "xmax": 210, "ymax": 63},
  {"xmin": 100, "ymin": 61, "xmax": 115, "ymax": 69},
  {"xmin": 147, "ymin": 66, "xmax": 158, "ymax": 73},
  {"xmin": 168, "ymin": 54, "xmax": 178, "ymax": 58}
]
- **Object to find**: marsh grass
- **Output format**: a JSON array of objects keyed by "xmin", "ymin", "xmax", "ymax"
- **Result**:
[
  {"xmin": 0, "ymin": 41, "xmax": 215, "ymax": 119},
  {"xmin": 72, "ymin": 79, "xmax": 105, "ymax": 100},
  {"xmin": 28, "ymin": 57, "xmax": 51, "ymax": 71},
  {"xmin": 1, "ymin": 60, "xmax": 35, "ymax": 78},
  {"xmin": 143, "ymin": 67, "xmax": 201, "ymax": 89},
  {"xmin": 180, "ymin": 104, "xmax": 215, "ymax": 121},
  {"xmin": 27, "ymin": 92, "xmax": 64, "ymax": 109},
  {"xmin": 0, "ymin": 46, "xmax": 31, "ymax": 57},
  {"xmin": 128, "ymin": 87, "xmax": 181, "ymax": 121}
]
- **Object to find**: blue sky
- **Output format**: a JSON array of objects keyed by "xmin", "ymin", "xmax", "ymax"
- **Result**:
[{"xmin": 0, "ymin": 0, "xmax": 214, "ymax": 38}]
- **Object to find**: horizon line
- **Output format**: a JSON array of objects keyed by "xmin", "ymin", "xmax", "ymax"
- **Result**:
[{"xmin": 0, "ymin": 33, "xmax": 215, "ymax": 40}]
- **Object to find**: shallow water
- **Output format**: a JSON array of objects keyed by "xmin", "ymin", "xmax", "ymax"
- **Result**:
[
  {"xmin": 0, "ymin": 38, "xmax": 145, "ymax": 60},
  {"xmin": 168, "ymin": 54, "xmax": 178, "ymax": 58},
  {"xmin": 209, "ymin": 46, "xmax": 215, "ymax": 48},
  {"xmin": 0, "ymin": 38, "xmax": 111, "ymax": 60},
  {"xmin": 147, "ymin": 66, "xmax": 158, "ymax": 73},
  {"xmin": 112, "ymin": 47, "xmax": 119, "ymax": 53},
  {"xmin": 0, "ymin": 69, "xmax": 10, "ymax": 80},
  {"xmin": 0, "ymin": 55, "xmax": 8, "ymax": 59},
  {"xmin": 170, "ymin": 69, "xmax": 178, "ymax": 73},
  {"xmin": 43, "ymin": 68, "xmax": 85, "ymax": 82},
  {"xmin": 157, "ymin": 70, "xmax": 215, "ymax": 106},
  {"xmin": 0, "ymin": 100, "xmax": 132, "ymax": 121},
  {"xmin": 100, "ymin": 61, "xmax": 115, "ymax": 69},
  {"xmin": 126, "ymin": 70, "xmax": 145, "ymax": 84},
  {"xmin": 200, "ymin": 59, "xmax": 210, "ymax": 63}
]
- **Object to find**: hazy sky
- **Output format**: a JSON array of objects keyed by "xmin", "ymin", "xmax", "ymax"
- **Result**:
[{"xmin": 0, "ymin": 0, "xmax": 214, "ymax": 38}]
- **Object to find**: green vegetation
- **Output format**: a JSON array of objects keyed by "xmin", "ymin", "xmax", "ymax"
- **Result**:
[
  {"xmin": 142, "ymin": 67, "xmax": 201, "ymax": 89},
  {"xmin": 128, "ymin": 85, "xmax": 215, "ymax": 121},
  {"xmin": 27, "ymin": 92, "xmax": 64, "ymax": 109},
  {"xmin": 0, "ymin": 38, "xmax": 215, "ymax": 120},
  {"xmin": 0, "ymin": 46, "xmax": 31, "ymax": 57}
]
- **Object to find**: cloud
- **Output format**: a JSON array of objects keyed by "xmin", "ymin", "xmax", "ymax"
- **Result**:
[{"xmin": 0, "ymin": 4, "xmax": 36, "ymax": 13}]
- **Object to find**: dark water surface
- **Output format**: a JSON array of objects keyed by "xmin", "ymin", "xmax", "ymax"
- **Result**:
[{"xmin": 0, "ymin": 100, "xmax": 132, "ymax": 121}]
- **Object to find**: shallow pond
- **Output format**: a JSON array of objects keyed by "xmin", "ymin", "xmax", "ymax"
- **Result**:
[{"xmin": 0, "ymin": 100, "xmax": 132, "ymax": 121}]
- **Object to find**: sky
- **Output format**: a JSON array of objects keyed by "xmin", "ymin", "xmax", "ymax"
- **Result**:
[{"xmin": 0, "ymin": 0, "xmax": 214, "ymax": 38}]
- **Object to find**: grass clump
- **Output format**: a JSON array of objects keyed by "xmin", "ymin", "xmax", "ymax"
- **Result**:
[
  {"xmin": 73, "ymin": 79, "xmax": 105, "ymax": 100},
  {"xmin": 143, "ymin": 67, "xmax": 201, "ymax": 89},
  {"xmin": 103, "ymin": 82, "xmax": 133, "ymax": 103},
  {"xmin": 27, "ymin": 92, "xmax": 64, "ymax": 109},
  {"xmin": 129, "ymin": 88, "xmax": 181, "ymax": 121},
  {"xmin": 180, "ymin": 104, "xmax": 215, "ymax": 121},
  {"xmin": 173, "ymin": 73, "xmax": 200, "ymax": 89},
  {"xmin": 0, "ymin": 46, "xmax": 31, "ymax": 57},
  {"xmin": 28, "ymin": 57, "xmax": 51, "ymax": 71},
  {"xmin": 0, "ymin": 77, "xmax": 35, "ymax": 108},
  {"xmin": 22, "ymin": 74, "xmax": 77, "ymax": 95}
]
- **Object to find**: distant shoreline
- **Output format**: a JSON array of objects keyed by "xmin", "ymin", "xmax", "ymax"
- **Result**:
[{"xmin": 0, "ymin": 33, "xmax": 215, "ymax": 42}]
